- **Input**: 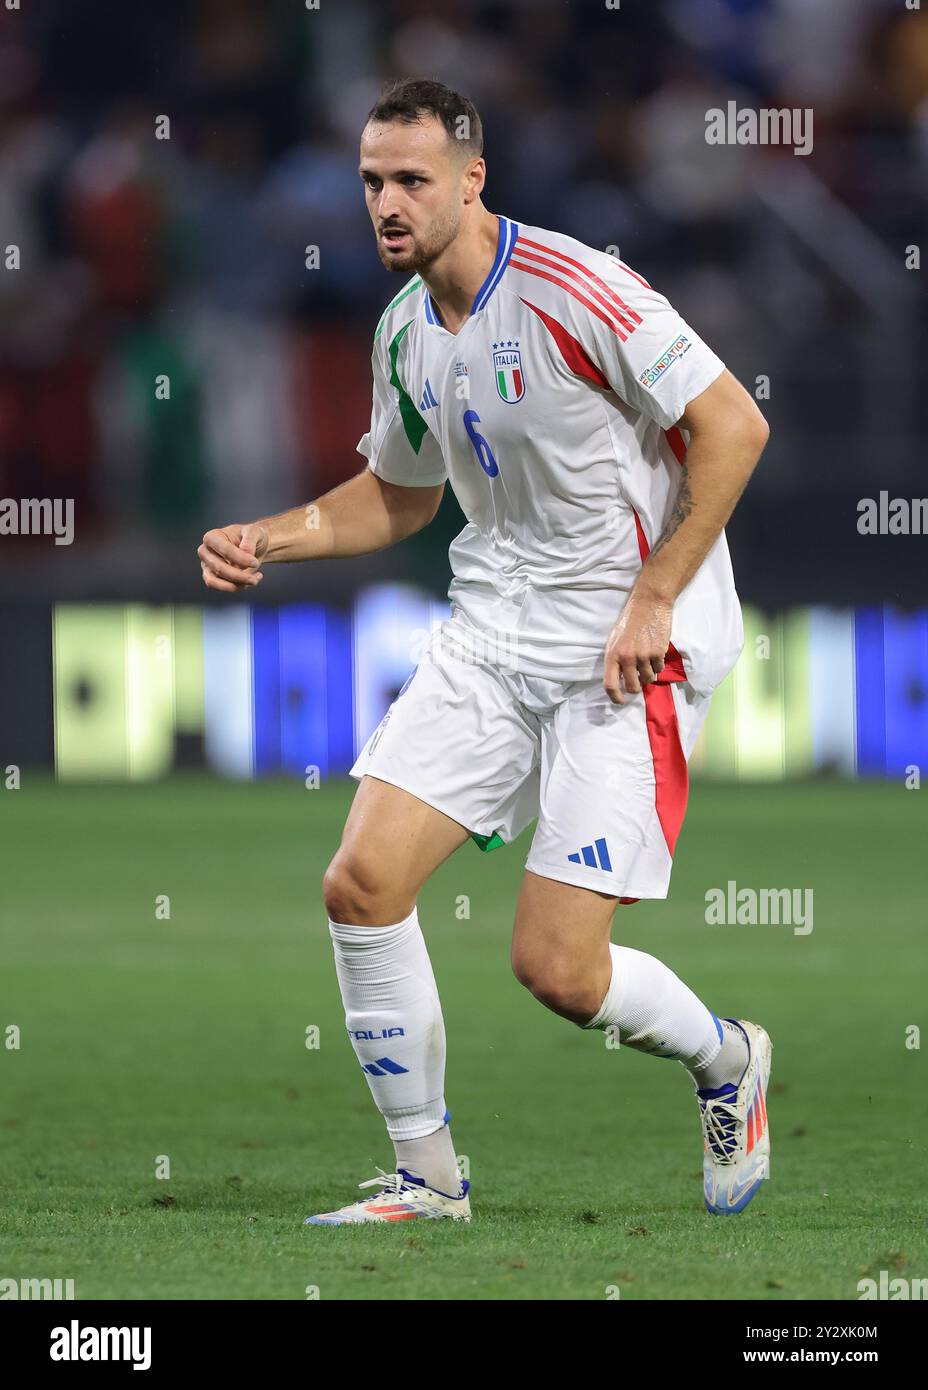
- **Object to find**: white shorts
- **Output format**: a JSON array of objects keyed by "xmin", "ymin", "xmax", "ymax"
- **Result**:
[{"xmin": 349, "ymin": 630, "xmax": 712, "ymax": 901}]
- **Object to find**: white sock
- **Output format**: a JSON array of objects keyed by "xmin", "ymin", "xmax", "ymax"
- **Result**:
[
  {"xmin": 394, "ymin": 1124, "xmax": 462, "ymax": 1197},
  {"xmin": 329, "ymin": 907, "xmax": 449, "ymax": 1143},
  {"xmin": 688, "ymin": 1017, "xmax": 750, "ymax": 1093},
  {"xmin": 582, "ymin": 943, "xmax": 721, "ymax": 1069}
]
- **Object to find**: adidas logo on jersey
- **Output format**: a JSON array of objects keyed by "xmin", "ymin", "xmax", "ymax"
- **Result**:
[
  {"xmin": 419, "ymin": 378, "xmax": 439, "ymax": 410},
  {"xmin": 567, "ymin": 837, "xmax": 612, "ymax": 871}
]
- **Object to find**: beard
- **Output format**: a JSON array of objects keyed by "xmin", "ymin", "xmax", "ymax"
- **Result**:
[{"xmin": 376, "ymin": 206, "xmax": 461, "ymax": 273}]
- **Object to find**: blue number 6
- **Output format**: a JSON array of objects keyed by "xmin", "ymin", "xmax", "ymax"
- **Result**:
[{"xmin": 463, "ymin": 409, "xmax": 499, "ymax": 477}]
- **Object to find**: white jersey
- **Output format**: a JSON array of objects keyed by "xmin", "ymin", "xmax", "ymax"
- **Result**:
[{"xmin": 357, "ymin": 215, "xmax": 744, "ymax": 695}]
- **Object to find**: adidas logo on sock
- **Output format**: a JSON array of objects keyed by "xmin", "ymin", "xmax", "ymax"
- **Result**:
[{"xmin": 362, "ymin": 1056, "xmax": 409, "ymax": 1077}]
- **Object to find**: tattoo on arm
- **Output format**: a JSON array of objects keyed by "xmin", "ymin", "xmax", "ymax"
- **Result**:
[{"xmin": 648, "ymin": 464, "xmax": 694, "ymax": 560}]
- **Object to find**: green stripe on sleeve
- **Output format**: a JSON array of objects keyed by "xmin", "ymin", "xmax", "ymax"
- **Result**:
[{"xmin": 387, "ymin": 321, "xmax": 427, "ymax": 454}]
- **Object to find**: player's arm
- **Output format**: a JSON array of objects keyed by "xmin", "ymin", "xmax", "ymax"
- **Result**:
[
  {"xmin": 604, "ymin": 369, "xmax": 769, "ymax": 704},
  {"xmin": 200, "ymin": 306, "xmax": 447, "ymax": 592},
  {"xmin": 198, "ymin": 468, "xmax": 444, "ymax": 593}
]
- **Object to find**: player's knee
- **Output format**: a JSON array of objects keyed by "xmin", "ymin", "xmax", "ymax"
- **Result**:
[
  {"xmin": 323, "ymin": 856, "xmax": 376, "ymax": 924},
  {"xmin": 322, "ymin": 854, "xmax": 409, "ymax": 927},
  {"xmin": 511, "ymin": 950, "xmax": 599, "ymax": 1023}
]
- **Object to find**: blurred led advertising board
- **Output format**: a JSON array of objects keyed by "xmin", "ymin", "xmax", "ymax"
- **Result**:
[{"xmin": 50, "ymin": 590, "xmax": 928, "ymax": 782}]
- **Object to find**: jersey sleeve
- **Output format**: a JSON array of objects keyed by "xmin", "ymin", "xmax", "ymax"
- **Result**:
[
  {"xmin": 574, "ymin": 259, "xmax": 726, "ymax": 429},
  {"xmin": 356, "ymin": 329, "xmax": 447, "ymax": 487}
]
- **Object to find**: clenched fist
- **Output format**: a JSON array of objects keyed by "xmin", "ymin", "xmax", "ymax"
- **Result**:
[
  {"xmin": 198, "ymin": 524, "xmax": 269, "ymax": 593},
  {"xmin": 603, "ymin": 586, "xmax": 673, "ymax": 705}
]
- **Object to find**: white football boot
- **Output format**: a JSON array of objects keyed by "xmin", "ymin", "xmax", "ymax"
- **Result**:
[
  {"xmin": 698, "ymin": 1018, "xmax": 772, "ymax": 1215},
  {"xmin": 304, "ymin": 1168, "xmax": 471, "ymax": 1226}
]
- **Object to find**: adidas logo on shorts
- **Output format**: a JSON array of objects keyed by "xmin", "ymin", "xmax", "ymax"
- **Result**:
[{"xmin": 567, "ymin": 837, "xmax": 612, "ymax": 871}]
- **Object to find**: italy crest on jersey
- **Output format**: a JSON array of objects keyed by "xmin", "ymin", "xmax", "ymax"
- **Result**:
[{"xmin": 493, "ymin": 341, "xmax": 525, "ymax": 403}]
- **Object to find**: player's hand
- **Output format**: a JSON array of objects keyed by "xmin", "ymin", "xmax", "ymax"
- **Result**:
[
  {"xmin": 603, "ymin": 587, "xmax": 673, "ymax": 705},
  {"xmin": 198, "ymin": 524, "xmax": 269, "ymax": 593}
]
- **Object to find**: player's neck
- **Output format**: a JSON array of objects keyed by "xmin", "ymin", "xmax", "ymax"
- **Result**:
[{"xmin": 421, "ymin": 207, "xmax": 500, "ymax": 335}]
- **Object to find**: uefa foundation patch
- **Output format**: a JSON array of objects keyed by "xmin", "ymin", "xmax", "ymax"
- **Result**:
[{"xmin": 638, "ymin": 334, "xmax": 692, "ymax": 390}]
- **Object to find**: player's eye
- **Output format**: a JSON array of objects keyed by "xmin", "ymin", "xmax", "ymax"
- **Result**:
[
  {"xmin": 362, "ymin": 174, "xmax": 381, "ymax": 190},
  {"xmin": 401, "ymin": 176, "xmax": 423, "ymax": 187}
]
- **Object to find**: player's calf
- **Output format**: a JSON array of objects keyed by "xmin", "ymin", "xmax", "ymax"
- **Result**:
[{"xmin": 510, "ymin": 873, "xmax": 616, "ymax": 1023}]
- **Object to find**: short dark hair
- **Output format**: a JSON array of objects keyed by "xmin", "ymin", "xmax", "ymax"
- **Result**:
[{"xmin": 366, "ymin": 78, "xmax": 483, "ymax": 159}]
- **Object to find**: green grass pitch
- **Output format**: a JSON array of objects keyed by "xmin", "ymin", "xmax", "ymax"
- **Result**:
[{"xmin": 1, "ymin": 775, "xmax": 925, "ymax": 1300}]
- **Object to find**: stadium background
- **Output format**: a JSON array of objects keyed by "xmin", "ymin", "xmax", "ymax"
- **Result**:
[{"xmin": 2, "ymin": 0, "xmax": 927, "ymax": 1303}]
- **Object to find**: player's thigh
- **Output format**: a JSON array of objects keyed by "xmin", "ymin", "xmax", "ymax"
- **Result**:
[
  {"xmin": 324, "ymin": 774, "xmax": 471, "ymax": 925},
  {"xmin": 526, "ymin": 679, "xmax": 708, "ymax": 902},
  {"xmin": 510, "ymin": 869, "xmax": 616, "ymax": 1018},
  {"xmin": 353, "ymin": 636, "xmax": 540, "ymax": 842}
]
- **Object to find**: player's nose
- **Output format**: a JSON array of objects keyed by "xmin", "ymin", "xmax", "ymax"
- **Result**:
[{"xmin": 377, "ymin": 187, "xmax": 404, "ymax": 223}]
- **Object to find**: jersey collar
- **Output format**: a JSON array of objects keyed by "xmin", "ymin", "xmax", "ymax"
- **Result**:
[{"xmin": 423, "ymin": 214, "xmax": 519, "ymax": 327}]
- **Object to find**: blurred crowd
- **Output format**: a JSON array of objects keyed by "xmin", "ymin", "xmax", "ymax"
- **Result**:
[{"xmin": 0, "ymin": 0, "xmax": 925, "ymax": 601}]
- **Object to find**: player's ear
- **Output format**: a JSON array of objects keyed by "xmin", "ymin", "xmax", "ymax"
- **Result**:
[{"xmin": 462, "ymin": 156, "xmax": 486, "ymax": 204}]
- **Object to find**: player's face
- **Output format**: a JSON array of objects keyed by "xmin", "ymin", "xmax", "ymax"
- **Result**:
[{"xmin": 359, "ymin": 117, "xmax": 475, "ymax": 273}]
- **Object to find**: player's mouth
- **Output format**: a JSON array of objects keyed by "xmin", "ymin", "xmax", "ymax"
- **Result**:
[{"xmin": 380, "ymin": 227, "xmax": 412, "ymax": 253}]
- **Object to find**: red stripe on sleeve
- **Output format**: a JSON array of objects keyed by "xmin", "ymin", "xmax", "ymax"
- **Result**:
[
  {"xmin": 511, "ymin": 260, "xmax": 630, "ymax": 341},
  {"xmin": 511, "ymin": 243, "xmax": 639, "ymax": 335},
  {"xmin": 617, "ymin": 260, "xmax": 652, "ymax": 290},
  {"xmin": 516, "ymin": 234, "xmax": 643, "ymax": 326}
]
